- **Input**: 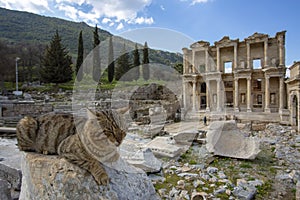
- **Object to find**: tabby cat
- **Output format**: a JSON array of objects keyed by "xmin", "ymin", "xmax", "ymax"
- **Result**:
[{"xmin": 16, "ymin": 109, "xmax": 127, "ymax": 185}]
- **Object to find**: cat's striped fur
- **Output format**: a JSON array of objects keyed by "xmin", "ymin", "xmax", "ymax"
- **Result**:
[{"xmin": 16, "ymin": 109, "xmax": 127, "ymax": 185}]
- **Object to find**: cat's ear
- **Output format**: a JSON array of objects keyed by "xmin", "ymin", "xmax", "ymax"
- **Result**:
[{"xmin": 87, "ymin": 109, "xmax": 97, "ymax": 119}]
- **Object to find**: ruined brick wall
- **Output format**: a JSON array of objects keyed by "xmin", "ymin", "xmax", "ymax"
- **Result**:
[{"xmin": 1, "ymin": 103, "xmax": 53, "ymax": 117}]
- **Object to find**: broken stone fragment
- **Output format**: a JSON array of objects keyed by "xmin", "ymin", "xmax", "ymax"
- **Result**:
[
  {"xmin": 206, "ymin": 120, "xmax": 261, "ymax": 159},
  {"xmin": 19, "ymin": 152, "xmax": 160, "ymax": 200}
]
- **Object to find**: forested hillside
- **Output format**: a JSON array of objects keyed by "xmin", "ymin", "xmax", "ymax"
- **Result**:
[
  {"xmin": 0, "ymin": 7, "xmax": 111, "ymax": 55},
  {"xmin": 0, "ymin": 7, "xmax": 183, "ymax": 86}
]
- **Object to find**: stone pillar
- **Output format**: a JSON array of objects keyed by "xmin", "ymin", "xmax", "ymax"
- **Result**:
[
  {"xmin": 279, "ymin": 77, "xmax": 284, "ymax": 111},
  {"xmin": 183, "ymin": 53, "xmax": 187, "ymax": 74},
  {"xmin": 205, "ymin": 50, "xmax": 209, "ymax": 73},
  {"xmin": 247, "ymin": 43, "xmax": 250, "ymax": 69},
  {"xmin": 217, "ymin": 47, "xmax": 220, "ymax": 72},
  {"xmin": 264, "ymin": 75, "xmax": 271, "ymax": 112},
  {"xmin": 192, "ymin": 80, "xmax": 197, "ymax": 111},
  {"xmin": 247, "ymin": 78, "xmax": 252, "ymax": 112},
  {"xmin": 192, "ymin": 50, "xmax": 196, "ymax": 73},
  {"xmin": 206, "ymin": 80, "xmax": 210, "ymax": 111},
  {"xmin": 264, "ymin": 40, "xmax": 268, "ymax": 67},
  {"xmin": 183, "ymin": 81, "xmax": 187, "ymax": 109},
  {"xmin": 234, "ymin": 78, "xmax": 239, "ymax": 112},
  {"xmin": 278, "ymin": 35, "xmax": 285, "ymax": 66},
  {"xmin": 217, "ymin": 79, "xmax": 222, "ymax": 112},
  {"xmin": 234, "ymin": 44, "xmax": 238, "ymax": 70}
]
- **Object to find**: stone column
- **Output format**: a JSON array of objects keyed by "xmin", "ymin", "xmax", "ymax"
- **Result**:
[
  {"xmin": 217, "ymin": 79, "xmax": 222, "ymax": 112},
  {"xmin": 192, "ymin": 80, "xmax": 197, "ymax": 111},
  {"xmin": 217, "ymin": 47, "xmax": 220, "ymax": 72},
  {"xmin": 247, "ymin": 43, "xmax": 250, "ymax": 69},
  {"xmin": 206, "ymin": 80, "xmax": 210, "ymax": 111},
  {"xmin": 192, "ymin": 50, "xmax": 196, "ymax": 73},
  {"xmin": 278, "ymin": 35, "xmax": 284, "ymax": 66},
  {"xmin": 183, "ymin": 53, "xmax": 187, "ymax": 74},
  {"xmin": 205, "ymin": 49, "xmax": 209, "ymax": 73},
  {"xmin": 264, "ymin": 40, "xmax": 268, "ymax": 67},
  {"xmin": 234, "ymin": 44, "xmax": 238, "ymax": 70},
  {"xmin": 264, "ymin": 75, "xmax": 271, "ymax": 112},
  {"xmin": 247, "ymin": 77, "xmax": 252, "ymax": 112},
  {"xmin": 183, "ymin": 81, "xmax": 187, "ymax": 109},
  {"xmin": 234, "ymin": 78, "xmax": 239, "ymax": 112},
  {"xmin": 279, "ymin": 77, "xmax": 284, "ymax": 111}
]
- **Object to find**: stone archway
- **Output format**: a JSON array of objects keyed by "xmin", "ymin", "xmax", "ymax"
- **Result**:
[{"xmin": 292, "ymin": 95, "xmax": 298, "ymax": 127}]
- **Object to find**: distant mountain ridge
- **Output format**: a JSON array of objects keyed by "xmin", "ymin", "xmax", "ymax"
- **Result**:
[{"xmin": 0, "ymin": 7, "xmax": 182, "ymax": 66}]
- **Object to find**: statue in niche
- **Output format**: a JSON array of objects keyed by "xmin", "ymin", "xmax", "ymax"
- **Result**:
[
  {"xmin": 213, "ymin": 94, "xmax": 217, "ymax": 104},
  {"xmin": 271, "ymin": 93, "xmax": 276, "ymax": 104},
  {"xmin": 241, "ymin": 93, "xmax": 245, "ymax": 104}
]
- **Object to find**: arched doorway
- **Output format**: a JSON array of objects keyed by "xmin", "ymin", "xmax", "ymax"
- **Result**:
[{"xmin": 292, "ymin": 95, "xmax": 298, "ymax": 127}]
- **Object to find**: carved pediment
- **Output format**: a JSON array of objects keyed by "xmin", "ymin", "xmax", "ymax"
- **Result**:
[
  {"xmin": 215, "ymin": 36, "xmax": 238, "ymax": 46},
  {"xmin": 190, "ymin": 40, "xmax": 210, "ymax": 48},
  {"xmin": 247, "ymin": 32, "xmax": 268, "ymax": 40}
]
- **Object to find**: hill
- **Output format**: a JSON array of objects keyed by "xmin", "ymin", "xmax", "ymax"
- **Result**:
[
  {"xmin": 0, "ymin": 7, "xmax": 111, "ymax": 55},
  {"xmin": 0, "ymin": 7, "xmax": 182, "ymax": 63}
]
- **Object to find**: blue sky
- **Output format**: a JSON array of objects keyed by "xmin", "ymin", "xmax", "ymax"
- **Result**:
[{"xmin": 0, "ymin": 0, "xmax": 299, "ymax": 66}]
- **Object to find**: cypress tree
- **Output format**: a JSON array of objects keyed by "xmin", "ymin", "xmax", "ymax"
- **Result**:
[
  {"xmin": 93, "ymin": 25, "xmax": 101, "ymax": 82},
  {"xmin": 41, "ymin": 30, "xmax": 73, "ymax": 83},
  {"xmin": 75, "ymin": 30, "xmax": 84, "ymax": 81},
  {"xmin": 142, "ymin": 41, "xmax": 150, "ymax": 81},
  {"xmin": 132, "ymin": 43, "xmax": 140, "ymax": 81},
  {"xmin": 115, "ymin": 43, "xmax": 130, "ymax": 81},
  {"xmin": 108, "ymin": 36, "xmax": 114, "ymax": 83}
]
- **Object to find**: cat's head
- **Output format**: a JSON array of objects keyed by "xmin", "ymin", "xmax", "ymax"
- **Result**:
[{"xmin": 86, "ymin": 108, "xmax": 127, "ymax": 146}]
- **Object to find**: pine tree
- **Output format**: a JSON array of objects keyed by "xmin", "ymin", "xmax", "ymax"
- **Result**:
[
  {"xmin": 75, "ymin": 31, "xmax": 84, "ymax": 81},
  {"xmin": 93, "ymin": 25, "xmax": 101, "ymax": 82},
  {"xmin": 41, "ymin": 30, "xmax": 73, "ymax": 83},
  {"xmin": 132, "ymin": 43, "xmax": 140, "ymax": 81},
  {"xmin": 108, "ymin": 36, "xmax": 114, "ymax": 83},
  {"xmin": 142, "ymin": 41, "xmax": 150, "ymax": 81},
  {"xmin": 115, "ymin": 43, "xmax": 130, "ymax": 81}
]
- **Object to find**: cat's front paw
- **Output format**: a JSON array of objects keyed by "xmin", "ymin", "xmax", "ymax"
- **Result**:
[{"xmin": 94, "ymin": 172, "xmax": 109, "ymax": 185}]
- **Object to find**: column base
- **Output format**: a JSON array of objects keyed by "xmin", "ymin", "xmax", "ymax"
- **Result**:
[
  {"xmin": 234, "ymin": 107, "xmax": 239, "ymax": 112},
  {"xmin": 247, "ymin": 108, "xmax": 252, "ymax": 112},
  {"xmin": 264, "ymin": 108, "xmax": 271, "ymax": 113},
  {"xmin": 206, "ymin": 107, "xmax": 210, "ymax": 112}
]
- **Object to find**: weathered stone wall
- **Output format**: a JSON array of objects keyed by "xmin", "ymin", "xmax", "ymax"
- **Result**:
[{"xmin": 1, "ymin": 102, "xmax": 53, "ymax": 117}]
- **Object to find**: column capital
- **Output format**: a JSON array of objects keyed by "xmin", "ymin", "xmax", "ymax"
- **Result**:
[{"xmin": 265, "ymin": 74, "xmax": 270, "ymax": 79}]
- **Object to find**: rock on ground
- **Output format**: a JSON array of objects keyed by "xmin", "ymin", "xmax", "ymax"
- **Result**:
[
  {"xmin": 0, "ymin": 138, "xmax": 22, "ymax": 199},
  {"xmin": 19, "ymin": 152, "xmax": 160, "ymax": 200},
  {"xmin": 206, "ymin": 120, "xmax": 260, "ymax": 159}
]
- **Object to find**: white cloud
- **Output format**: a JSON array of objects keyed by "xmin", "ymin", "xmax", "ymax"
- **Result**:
[
  {"xmin": 129, "ymin": 17, "xmax": 154, "ymax": 25},
  {"xmin": 0, "ymin": 0, "xmax": 50, "ymax": 13},
  {"xmin": 191, "ymin": 0, "xmax": 209, "ymax": 5},
  {"xmin": 160, "ymin": 5, "xmax": 165, "ymax": 11},
  {"xmin": 116, "ymin": 23, "xmax": 124, "ymax": 30},
  {"xmin": 56, "ymin": 4, "xmax": 78, "ymax": 20},
  {"xmin": 102, "ymin": 18, "xmax": 111, "ymax": 24},
  {"xmin": 0, "ymin": 0, "xmax": 155, "ymax": 30}
]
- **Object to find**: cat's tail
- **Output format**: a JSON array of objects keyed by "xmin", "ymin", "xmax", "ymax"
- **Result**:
[{"xmin": 16, "ymin": 116, "xmax": 38, "ymax": 151}]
